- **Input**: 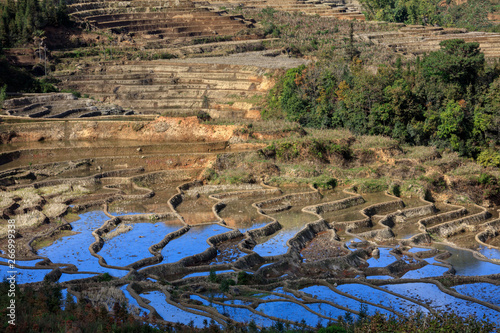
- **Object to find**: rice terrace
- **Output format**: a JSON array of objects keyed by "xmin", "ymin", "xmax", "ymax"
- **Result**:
[{"xmin": 1, "ymin": 0, "xmax": 500, "ymax": 332}]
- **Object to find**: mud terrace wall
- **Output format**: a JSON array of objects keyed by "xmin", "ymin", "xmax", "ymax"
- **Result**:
[
  {"xmin": 427, "ymin": 208, "xmax": 491, "ymax": 238},
  {"xmin": 305, "ymin": 195, "xmax": 365, "ymax": 215},
  {"xmin": 476, "ymin": 219, "xmax": 500, "ymax": 248},
  {"xmin": 418, "ymin": 205, "xmax": 467, "ymax": 231}
]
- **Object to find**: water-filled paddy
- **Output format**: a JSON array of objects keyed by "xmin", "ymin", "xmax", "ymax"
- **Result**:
[
  {"xmin": 478, "ymin": 245, "xmax": 500, "ymax": 261},
  {"xmin": 381, "ymin": 282, "xmax": 500, "ymax": 323},
  {"xmin": 4, "ymin": 167, "xmax": 500, "ymax": 330},
  {"xmin": 0, "ymin": 267, "xmax": 52, "ymax": 284},
  {"xmin": 300, "ymin": 285, "xmax": 393, "ymax": 317},
  {"xmin": 176, "ymin": 195, "xmax": 218, "ymax": 225},
  {"xmin": 161, "ymin": 224, "xmax": 231, "ymax": 263},
  {"xmin": 452, "ymin": 283, "xmax": 500, "ymax": 305},
  {"xmin": 190, "ymin": 295, "xmax": 274, "ymax": 326},
  {"xmin": 99, "ymin": 220, "xmax": 184, "ymax": 267},
  {"xmin": 366, "ymin": 247, "xmax": 397, "ymax": 267},
  {"xmin": 59, "ymin": 273, "xmax": 97, "ymax": 282},
  {"xmin": 434, "ymin": 244, "xmax": 500, "ymax": 276},
  {"xmin": 401, "ymin": 264, "xmax": 449, "ymax": 278},
  {"xmin": 336, "ymin": 283, "xmax": 428, "ymax": 314},
  {"xmin": 120, "ymin": 285, "xmax": 148, "ymax": 316},
  {"xmin": 252, "ymin": 207, "xmax": 319, "ymax": 256},
  {"xmin": 141, "ymin": 291, "xmax": 212, "ymax": 327},
  {"xmin": 37, "ymin": 210, "xmax": 129, "ymax": 277},
  {"xmin": 255, "ymin": 301, "xmax": 331, "ymax": 326}
]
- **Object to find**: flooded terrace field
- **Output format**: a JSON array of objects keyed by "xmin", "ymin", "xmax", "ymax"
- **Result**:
[{"xmin": 1, "ymin": 137, "xmax": 500, "ymax": 329}]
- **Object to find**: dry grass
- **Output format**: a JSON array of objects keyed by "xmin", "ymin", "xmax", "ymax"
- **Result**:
[
  {"xmin": 396, "ymin": 145, "xmax": 440, "ymax": 161},
  {"xmin": 42, "ymin": 203, "xmax": 68, "ymax": 218},
  {"xmin": 240, "ymin": 8, "xmax": 398, "ymax": 64},
  {"xmin": 351, "ymin": 135, "xmax": 398, "ymax": 150},
  {"xmin": 306, "ymin": 128, "xmax": 354, "ymax": 141},
  {"xmin": 36, "ymin": 184, "xmax": 72, "ymax": 196}
]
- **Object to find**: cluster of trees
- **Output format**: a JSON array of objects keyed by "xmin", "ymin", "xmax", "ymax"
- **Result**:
[
  {"xmin": 0, "ymin": 0, "xmax": 69, "ymax": 48},
  {"xmin": 264, "ymin": 39, "xmax": 500, "ymax": 165},
  {"xmin": 358, "ymin": 0, "xmax": 497, "ymax": 31}
]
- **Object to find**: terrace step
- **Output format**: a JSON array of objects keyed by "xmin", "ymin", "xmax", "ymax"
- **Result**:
[{"xmin": 358, "ymin": 26, "xmax": 500, "ymax": 59}]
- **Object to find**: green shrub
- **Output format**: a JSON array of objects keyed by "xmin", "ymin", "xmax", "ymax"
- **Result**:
[
  {"xmin": 61, "ymin": 89, "xmax": 81, "ymax": 98},
  {"xmin": 98, "ymin": 272, "xmax": 112, "ymax": 282},
  {"xmin": 197, "ymin": 110, "xmax": 211, "ymax": 121},
  {"xmin": 0, "ymin": 84, "xmax": 6, "ymax": 108},
  {"xmin": 389, "ymin": 183, "xmax": 401, "ymax": 197},
  {"xmin": 314, "ymin": 177, "xmax": 337, "ymax": 190},
  {"xmin": 478, "ymin": 173, "xmax": 495, "ymax": 185},
  {"xmin": 477, "ymin": 149, "xmax": 500, "ymax": 168},
  {"xmin": 219, "ymin": 278, "xmax": 235, "ymax": 293},
  {"xmin": 355, "ymin": 179, "xmax": 388, "ymax": 193},
  {"xmin": 237, "ymin": 271, "xmax": 251, "ymax": 285},
  {"xmin": 208, "ymin": 268, "xmax": 218, "ymax": 283}
]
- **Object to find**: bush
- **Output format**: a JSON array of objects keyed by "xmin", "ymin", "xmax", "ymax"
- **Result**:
[
  {"xmin": 61, "ymin": 89, "xmax": 81, "ymax": 98},
  {"xmin": 219, "ymin": 279, "xmax": 235, "ymax": 293},
  {"xmin": 197, "ymin": 110, "xmax": 211, "ymax": 121},
  {"xmin": 389, "ymin": 183, "xmax": 401, "ymax": 197},
  {"xmin": 478, "ymin": 173, "xmax": 495, "ymax": 185},
  {"xmin": 98, "ymin": 272, "xmax": 112, "ymax": 282},
  {"xmin": 0, "ymin": 84, "xmax": 6, "ymax": 108},
  {"xmin": 208, "ymin": 268, "xmax": 218, "ymax": 283},
  {"xmin": 237, "ymin": 271, "xmax": 251, "ymax": 285},
  {"xmin": 314, "ymin": 177, "xmax": 337, "ymax": 190},
  {"xmin": 477, "ymin": 149, "xmax": 500, "ymax": 168}
]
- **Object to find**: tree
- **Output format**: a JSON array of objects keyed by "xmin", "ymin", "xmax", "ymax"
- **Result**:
[
  {"xmin": 437, "ymin": 100, "xmax": 465, "ymax": 150},
  {"xmin": 422, "ymin": 39, "xmax": 485, "ymax": 87}
]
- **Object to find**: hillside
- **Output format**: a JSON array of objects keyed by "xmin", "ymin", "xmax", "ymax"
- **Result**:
[{"xmin": 1, "ymin": 0, "xmax": 500, "ymax": 332}]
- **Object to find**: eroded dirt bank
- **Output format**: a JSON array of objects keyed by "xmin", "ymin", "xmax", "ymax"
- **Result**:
[{"xmin": 0, "ymin": 116, "xmax": 237, "ymax": 143}]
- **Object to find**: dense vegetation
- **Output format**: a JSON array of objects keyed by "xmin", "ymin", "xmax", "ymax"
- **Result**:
[
  {"xmin": 0, "ymin": 282, "xmax": 162, "ymax": 333},
  {"xmin": 263, "ymin": 39, "xmax": 500, "ymax": 166},
  {"xmin": 1, "ymin": 281, "xmax": 496, "ymax": 332},
  {"xmin": 0, "ymin": 0, "xmax": 69, "ymax": 48},
  {"xmin": 359, "ymin": 0, "xmax": 499, "ymax": 31}
]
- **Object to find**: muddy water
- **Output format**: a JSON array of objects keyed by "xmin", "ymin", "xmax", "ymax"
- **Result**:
[
  {"xmin": 108, "ymin": 182, "xmax": 184, "ymax": 213},
  {"xmin": 434, "ymin": 244, "xmax": 500, "ymax": 276},
  {"xmin": 322, "ymin": 193, "xmax": 395, "ymax": 223},
  {"xmin": 218, "ymin": 197, "xmax": 273, "ymax": 230},
  {"xmin": 177, "ymin": 195, "xmax": 218, "ymax": 225},
  {"xmin": 390, "ymin": 202, "xmax": 458, "ymax": 239},
  {"xmin": 251, "ymin": 191, "xmax": 351, "ymax": 257}
]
